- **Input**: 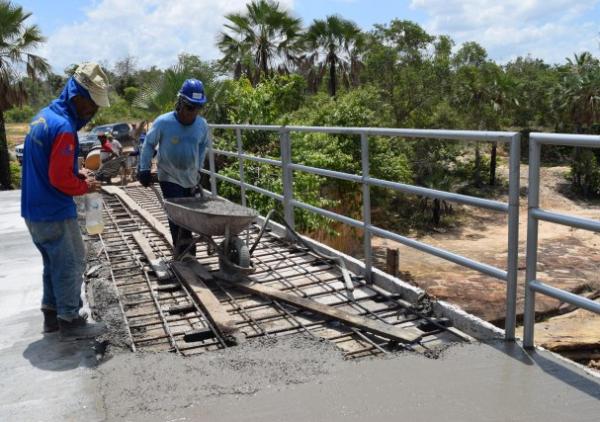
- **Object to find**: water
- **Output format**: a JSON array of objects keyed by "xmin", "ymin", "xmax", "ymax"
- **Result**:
[
  {"xmin": 85, "ymin": 192, "xmax": 104, "ymax": 235},
  {"xmin": 86, "ymin": 223, "xmax": 105, "ymax": 235}
]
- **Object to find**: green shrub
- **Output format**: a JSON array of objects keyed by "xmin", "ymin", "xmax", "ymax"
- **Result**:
[
  {"xmin": 123, "ymin": 86, "xmax": 140, "ymax": 105},
  {"xmin": 10, "ymin": 160, "xmax": 21, "ymax": 188},
  {"xmin": 570, "ymin": 148, "xmax": 600, "ymax": 198},
  {"xmin": 5, "ymin": 106, "xmax": 35, "ymax": 123},
  {"xmin": 88, "ymin": 93, "xmax": 149, "ymax": 127}
]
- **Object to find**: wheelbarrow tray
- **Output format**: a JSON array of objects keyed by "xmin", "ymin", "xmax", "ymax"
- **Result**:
[
  {"xmin": 163, "ymin": 197, "xmax": 258, "ymax": 237},
  {"xmin": 95, "ymin": 155, "xmax": 128, "ymax": 179}
]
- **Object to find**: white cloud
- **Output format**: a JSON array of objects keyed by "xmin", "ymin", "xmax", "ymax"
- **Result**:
[
  {"xmin": 410, "ymin": 0, "xmax": 600, "ymax": 63},
  {"xmin": 39, "ymin": 0, "xmax": 295, "ymax": 73}
]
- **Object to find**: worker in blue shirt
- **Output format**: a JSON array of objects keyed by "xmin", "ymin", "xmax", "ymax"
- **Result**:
[
  {"xmin": 138, "ymin": 79, "xmax": 209, "ymax": 260},
  {"xmin": 21, "ymin": 62, "xmax": 109, "ymax": 339}
]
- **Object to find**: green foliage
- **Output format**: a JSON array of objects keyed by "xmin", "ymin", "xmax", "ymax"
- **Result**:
[
  {"xmin": 216, "ymin": 74, "xmax": 336, "ymax": 232},
  {"xmin": 570, "ymin": 148, "xmax": 600, "ymax": 198},
  {"xmin": 8, "ymin": 7, "xmax": 600, "ymax": 236},
  {"xmin": 123, "ymin": 86, "xmax": 140, "ymax": 105},
  {"xmin": 224, "ymin": 75, "xmax": 306, "ymax": 125},
  {"xmin": 505, "ymin": 57, "xmax": 559, "ymax": 128},
  {"xmin": 5, "ymin": 105, "xmax": 35, "ymax": 123},
  {"xmin": 0, "ymin": 0, "xmax": 49, "ymax": 189},
  {"xmin": 558, "ymin": 52, "xmax": 600, "ymax": 132},
  {"xmin": 9, "ymin": 160, "xmax": 21, "ymax": 188},
  {"xmin": 88, "ymin": 93, "xmax": 148, "ymax": 127}
]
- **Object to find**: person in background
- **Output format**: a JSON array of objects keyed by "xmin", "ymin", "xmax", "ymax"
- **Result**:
[
  {"xmin": 21, "ymin": 62, "xmax": 110, "ymax": 339},
  {"xmin": 110, "ymin": 132, "xmax": 123, "ymax": 156},
  {"xmin": 99, "ymin": 132, "xmax": 117, "ymax": 162},
  {"xmin": 138, "ymin": 79, "xmax": 208, "ymax": 260}
]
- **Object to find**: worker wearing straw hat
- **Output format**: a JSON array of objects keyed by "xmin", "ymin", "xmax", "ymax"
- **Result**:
[{"xmin": 21, "ymin": 62, "xmax": 109, "ymax": 339}]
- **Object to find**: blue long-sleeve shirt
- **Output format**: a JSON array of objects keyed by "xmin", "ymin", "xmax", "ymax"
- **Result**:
[
  {"xmin": 140, "ymin": 112, "xmax": 208, "ymax": 188},
  {"xmin": 21, "ymin": 78, "xmax": 93, "ymax": 221}
]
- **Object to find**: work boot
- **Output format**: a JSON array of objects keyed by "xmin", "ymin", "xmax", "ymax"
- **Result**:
[
  {"xmin": 42, "ymin": 309, "xmax": 89, "ymax": 334},
  {"xmin": 42, "ymin": 309, "xmax": 59, "ymax": 333},
  {"xmin": 58, "ymin": 316, "xmax": 106, "ymax": 340}
]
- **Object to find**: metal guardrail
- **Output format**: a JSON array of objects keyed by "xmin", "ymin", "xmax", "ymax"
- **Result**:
[
  {"xmin": 523, "ymin": 133, "xmax": 600, "ymax": 348},
  {"xmin": 204, "ymin": 124, "xmax": 521, "ymax": 341}
]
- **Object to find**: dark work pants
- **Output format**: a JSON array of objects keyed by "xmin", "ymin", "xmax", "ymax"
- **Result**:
[{"xmin": 159, "ymin": 181, "xmax": 196, "ymax": 258}]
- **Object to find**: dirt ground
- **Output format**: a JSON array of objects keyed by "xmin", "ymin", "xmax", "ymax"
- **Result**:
[{"xmin": 6, "ymin": 123, "xmax": 28, "ymax": 149}]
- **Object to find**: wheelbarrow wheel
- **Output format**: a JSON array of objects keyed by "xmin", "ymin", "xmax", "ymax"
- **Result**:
[{"xmin": 220, "ymin": 236, "xmax": 250, "ymax": 270}]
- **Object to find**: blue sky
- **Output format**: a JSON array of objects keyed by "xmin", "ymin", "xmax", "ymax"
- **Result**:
[{"xmin": 15, "ymin": 0, "xmax": 600, "ymax": 72}]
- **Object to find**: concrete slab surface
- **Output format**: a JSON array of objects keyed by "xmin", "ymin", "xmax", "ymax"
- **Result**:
[
  {"xmin": 1, "ymin": 190, "xmax": 599, "ymax": 422},
  {"xmin": 0, "ymin": 191, "xmax": 103, "ymax": 421}
]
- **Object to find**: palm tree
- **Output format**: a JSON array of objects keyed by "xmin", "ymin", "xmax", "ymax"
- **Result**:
[
  {"xmin": 0, "ymin": 1, "xmax": 49, "ymax": 189},
  {"xmin": 216, "ymin": 32, "xmax": 254, "ymax": 80},
  {"xmin": 217, "ymin": 0, "xmax": 302, "ymax": 84},
  {"xmin": 562, "ymin": 52, "xmax": 600, "ymax": 132},
  {"xmin": 305, "ymin": 15, "xmax": 362, "ymax": 97}
]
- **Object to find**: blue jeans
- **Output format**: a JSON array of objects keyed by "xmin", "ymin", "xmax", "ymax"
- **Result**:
[
  {"xmin": 25, "ymin": 218, "xmax": 85, "ymax": 320},
  {"xmin": 160, "ymin": 181, "xmax": 196, "ymax": 258}
]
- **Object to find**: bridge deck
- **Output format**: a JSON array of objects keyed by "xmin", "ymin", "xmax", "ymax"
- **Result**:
[{"xmin": 1, "ymin": 189, "xmax": 599, "ymax": 421}]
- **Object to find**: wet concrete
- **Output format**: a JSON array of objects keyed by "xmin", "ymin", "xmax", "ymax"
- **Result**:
[
  {"xmin": 98, "ymin": 335, "xmax": 344, "ymax": 420},
  {"xmin": 89, "ymin": 339, "xmax": 600, "ymax": 422},
  {"xmin": 176, "ymin": 341, "xmax": 600, "ymax": 422}
]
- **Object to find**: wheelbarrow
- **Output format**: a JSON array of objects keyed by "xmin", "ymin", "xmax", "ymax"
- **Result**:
[
  {"xmin": 163, "ymin": 196, "xmax": 260, "ymax": 275},
  {"xmin": 94, "ymin": 155, "xmax": 128, "ymax": 182}
]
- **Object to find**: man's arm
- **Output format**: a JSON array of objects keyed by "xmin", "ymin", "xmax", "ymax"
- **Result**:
[
  {"xmin": 48, "ymin": 132, "xmax": 89, "ymax": 196},
  {"xmin": 139, "ymin": 123, "xmax": 160, "ymax": 171}
]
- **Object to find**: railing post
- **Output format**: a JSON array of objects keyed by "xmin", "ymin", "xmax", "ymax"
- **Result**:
[
  {"xmin": 523, "ymin": 137, "xmax": 541, "ymax": 349},
  {"xmin": 208, "ymin": 126, "xmax": 217, "ymax": 196},
  {"xmin": 236, "ymin": 128, "xmax": 246, "ymax": 207},
  {"xmin": 280, "ymin": 128, "xmax": 295, "ymax": 236},
  {"xmin": 361, "ymin": 132, "xmax": 373, "ymax": 282},
  {"xmin": 504, "ymin": 134, "xmax": 520, "ymax": 341}
]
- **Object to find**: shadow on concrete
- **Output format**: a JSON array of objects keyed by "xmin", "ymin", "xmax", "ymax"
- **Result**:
[
  {"xmin": 22, "ymin": 334, "xmax": 99, "ymax": 371},
  {"xmin": 488, "ymin": 339, "xmax": 600, "ymax": 401}
]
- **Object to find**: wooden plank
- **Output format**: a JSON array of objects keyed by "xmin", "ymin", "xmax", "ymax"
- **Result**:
[
  {"xmin": 103, "ymin": 186, "xmax": 172, "ymax": 246},
  {"xmin": 131, "ymin": 232, "xmax": 171, "ymax": 280},
  {"xmin": 222, "ymin": 279, "xmax": 424, "ymax": 343},
  {"xmin": 171, "ymin": 261, "xmax": 237, "ymax": 335}
]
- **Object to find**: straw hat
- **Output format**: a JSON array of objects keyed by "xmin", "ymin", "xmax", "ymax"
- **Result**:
[{"xmin": 73, "ymin": 62, "xmax": 110, "ymax": 107}]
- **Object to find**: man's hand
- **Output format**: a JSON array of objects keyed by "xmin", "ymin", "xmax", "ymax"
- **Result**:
[
  {"xmin": 138, "ymin": 170, "xmax": 152, "ymax": 188},
  {"xmin": 86, "ymin": 180, "xmax": 102, "ymax": 193},
  {"xmin": 78, "ymin": 168, "xmax": 92, "ymax": 180}
]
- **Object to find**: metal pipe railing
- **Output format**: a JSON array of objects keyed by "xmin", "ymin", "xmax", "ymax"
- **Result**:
[
  {"xmin": 523, "ymin": 133, "xmax": 600, "ymax": 348},
  {"xmin": 207, "ymin": 124, "xmax": 521, "ymax": 340},
  {"xmin": 505, "ymin": 134, "xmax": 521, "ymax": 340}
]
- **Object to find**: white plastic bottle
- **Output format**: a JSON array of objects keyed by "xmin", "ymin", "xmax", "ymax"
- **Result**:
[
  {"xmin": 85, "ymin": 192, "xmax": 104, "ymax": 235},
  {"xmin": 74, "ymin": 195, "xmax": 86, "ymax": 220}
]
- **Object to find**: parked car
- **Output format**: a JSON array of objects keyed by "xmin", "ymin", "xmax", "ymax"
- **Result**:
[
  {"xmin": 78, "ymin": 122, "xmax": 133, "ymax": 156},
  {"xmin": 15, "ymin": 143, "xmax": 24, "ymax": 164}
]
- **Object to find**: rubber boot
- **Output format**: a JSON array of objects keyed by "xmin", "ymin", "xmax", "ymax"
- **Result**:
[{"xmin": 58, "ymin": 316, "xmax": 106, "ymax": 340}]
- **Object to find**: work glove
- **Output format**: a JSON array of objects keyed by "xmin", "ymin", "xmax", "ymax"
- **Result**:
[{"xmin": 138, "ymin": 170, "xmax": 152, "ymax": 187}]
